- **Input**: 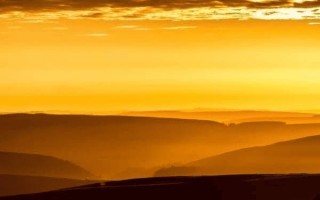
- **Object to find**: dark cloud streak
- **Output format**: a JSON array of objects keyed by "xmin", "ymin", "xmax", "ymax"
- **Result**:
[
  {"xmin": 294, "ymin": 0, "xmax": 320, "ymax": 8},
  {"xmin": 1, "ymin": 0, "xmax": 316, "ymax": 13}
]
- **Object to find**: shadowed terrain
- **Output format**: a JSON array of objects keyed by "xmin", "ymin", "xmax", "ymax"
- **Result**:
[
  {"xmin": 2, "ymin": 175, "xmax": 320, "ymax": 200},
  {"xmin": 0, "ymin": 174, "xmax": 96, "ymax": 197},
  {"xmin": 124, "ymin": 110, "xmax": 320, "ymax": 124},
  {"xmin": 2, "ymin": 114, "xmax": 320, "ymax": 179},
  {"xmin": 0, "ymin": 151, "xmax": 93, "ymax": 179},
  {"xmin": 155, "ymin": 135, "xmax": 320, "ymax": 176}
]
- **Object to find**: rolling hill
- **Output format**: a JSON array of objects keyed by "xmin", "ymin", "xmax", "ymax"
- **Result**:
[
  {"xmin": 2, "ymin": 114, "xmax": 320, "ymax": 179},
  {"xmin": 123, "ymin": 110, "xmax": 320, "ymax": 124},
  {"xmin": 155, "ymin": 135, "xmax": 320, "ymax": 176},
  {"xmin": 0, "ymin": 151, "xmax": 93, "ymax": 179}
]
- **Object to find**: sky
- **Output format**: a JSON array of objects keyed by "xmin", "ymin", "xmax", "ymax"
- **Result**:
[{"xmin": 1, "ymin": 0, "xmax": 320, "ymax": 113}]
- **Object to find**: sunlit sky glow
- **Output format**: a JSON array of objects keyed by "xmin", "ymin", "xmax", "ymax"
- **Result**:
[{"xmin": 1, "ymin": 0, "xmax": 320, "ymax": 113}]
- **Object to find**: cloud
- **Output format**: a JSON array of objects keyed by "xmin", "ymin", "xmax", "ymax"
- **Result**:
[
  {"xmin": 113, "ymin": 25, "xmax": 152, "ymax": 31},
  {"xmin": 309, "ymin": 21, "xmax": 320, "ymax": 25},
  {"xmin": 113, "ymin": 25, "xmax": 139, "ymax": 29},
  {"xmin": 85, "ymin": 33, "xmax": 109, "ymax": 37},
  {"xmin": 294, "ymin": 0, "xmax": 320, "ymax": 8},
  {"xmin": 47, "ymin": 27, "xmax": 69, "ymax": 30},
  {"xmin": 161, "ymin": 26, "xmax": 197, "ymax": 30},
  {"xmin": 134, "ymin": 27, "xmax": 152, "ymax": 31},
  {"xmin": 0, "ymin": 0, "xmax": 320, "ymax": 20},
  {"xmin": 0, "ymin": 0, "xmax": 315, "ymax": 14}
]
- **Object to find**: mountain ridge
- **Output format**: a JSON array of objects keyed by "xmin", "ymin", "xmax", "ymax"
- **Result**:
[
  {"xmin": 0, "ymin": 151, "xmax": 94, "ymax": 179},
  {"xmin": 155, "ymin": 135, "xmax": 320, "ymax": 177}
]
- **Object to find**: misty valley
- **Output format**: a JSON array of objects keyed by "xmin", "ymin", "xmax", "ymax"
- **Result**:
[{"xmin": 1, "ymin": 112, "xmax": 320, "ymax": 199}]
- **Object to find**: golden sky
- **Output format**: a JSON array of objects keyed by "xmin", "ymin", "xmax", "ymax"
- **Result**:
[{"xmin": 1, "ymin": 0, "xmax": 320, "ymax": 113}]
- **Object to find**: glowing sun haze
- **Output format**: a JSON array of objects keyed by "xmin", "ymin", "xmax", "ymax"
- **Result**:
[{"xmin": 0, "ymin": 0, "xmax": 320, "ymax": 113}]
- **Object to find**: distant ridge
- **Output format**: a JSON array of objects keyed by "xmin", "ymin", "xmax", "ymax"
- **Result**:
[
  {"xmin": 0, "ymin": 151, "xmax": 94, "ymax": 179},
  {"xmin": 155, "ymin": 135, "xmax": 320, "ymax": 176},
  {"xmin": 123, "ymin": 110, "xmax": 319, "ymax": 124},
  {"xmin": 2, "ymin": 113, "xmax": 320, "ymax": 179}
]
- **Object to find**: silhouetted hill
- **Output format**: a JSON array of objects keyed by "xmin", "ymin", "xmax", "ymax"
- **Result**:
[
  {"xmin": 0, "ymin": 114, "xmax": 224, "ymax": 178},
  {"xmin": 0, "ymin": 174, "xmax": 96, "ymax": 197},
  {"xmin": 228, "ymin": 116, "xmax": 320, "ymax": 124},
  {"xmin": 155, "ymin": 135, "xmax": 320, "ymax": 176},
  {"xmin": 2, "ymin": 175, "xmax": 320, "ymax": 200},
  {"xmin": 0, "ymin": 151, "xmax": 93, "ymax": 179},
  {"xmin": 2, "ymin": 114, "xmax": 320, "ymax": 179},
  {"xmin": 123, "ymin": 110, "xmax": 318, "ymax": 124},
  {"xmin": 0, "ymin": 114, "xmax": 320, "ymax": 179}
]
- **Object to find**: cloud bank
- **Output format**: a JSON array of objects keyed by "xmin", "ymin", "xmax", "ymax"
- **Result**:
[{"xmin": 0, "ymin": 0, "xmax": 320, "ymax": 20}]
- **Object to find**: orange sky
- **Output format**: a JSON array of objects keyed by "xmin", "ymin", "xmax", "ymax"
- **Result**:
[{"xmin": 1, "ymin": 1, "xmax": 320, "ymax": 113}]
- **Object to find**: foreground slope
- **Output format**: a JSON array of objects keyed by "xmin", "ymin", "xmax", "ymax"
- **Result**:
[
  {"xmin": 0, "ymin": 175, "xmax": 96, "ymax": 197},
  {"xmin": 156, "ymin": 135, "xmax": 320, "ymax": 176},
  {"xmin": 2, "ymin": 175, "xmax": 320, "ymax": 200},
  {"xmin": 0, "ymin": 151, "xmax": 93, "ymax": 179},
  {"xmin": 2, "ymin": 114, "xmax": 320, "ymax": 178}
]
